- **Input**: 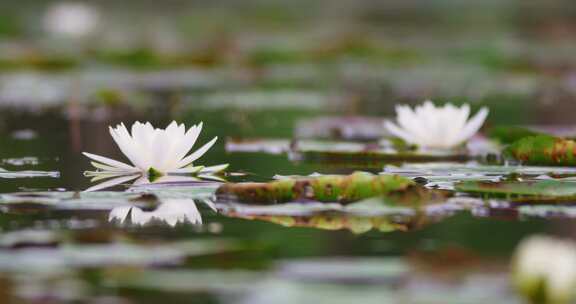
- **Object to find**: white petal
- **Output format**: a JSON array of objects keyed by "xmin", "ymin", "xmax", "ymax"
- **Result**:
[
  {"xmin": 171, "ymin": 166, "xmax": 205, "ymax": 174},
  {"xmin": 201, "ymin": 163, "xmax": 229, "ymax": 174},
  {"xmin": 177, "ymin": 137, "xmax": 218, "ymax": 168},
  {"xmin": 84, "ymin": 174, "xmax": 140, "ymax": 192},
  {"xmin": 384, "ymin": 121, "xmax": 417, "ymax": 144},
  {"xmin": 444, "ymin": 104, "xmax": 470, "ymax": 146},
  {"xmin": 82, "ymin": 152, "xmax": 138, "ymax": 172},
  {"xmin": 454, "ymin": 107, "xmax": 489, "ymax": 144},
  {"xmin": 110, "ymin": 124, "xmax": 147, "ymax": 170},
  {"xmin": 90, "ymin": 161, "xmax": 127, "ymax": 172},
  {"xmin": 89, "ymin": 172, "xmax": 130, "ymax": 182}
]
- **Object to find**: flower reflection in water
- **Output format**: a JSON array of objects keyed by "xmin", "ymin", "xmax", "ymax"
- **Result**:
[{"xmin": 109, "ymin": 198, "xmax": 215, "ymax": 227}]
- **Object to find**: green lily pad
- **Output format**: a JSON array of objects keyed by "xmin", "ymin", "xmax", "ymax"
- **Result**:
[
  {"xmin": 455, "ymin": 180, "xmax": 576, "ymax": 200},
  {"xmin": 217, "ymin": 172, "xmax": 450, "ymax": 205},
  {"xmin": 385, "ymin": 162, "xmax": 576, "ymax": 190},
  {"xmin": 0, "ymin": 168, "xmax": 59, "ymax": 179},
  {"xmin": 291, "ymin": 141, "xmax": 472, "ymax": 166},
  {"xmin": 505, "ymin": 135, "xmax": 576, "ymax": 166}
]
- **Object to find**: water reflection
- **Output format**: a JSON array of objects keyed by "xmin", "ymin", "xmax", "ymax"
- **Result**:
[{"xmin": 109, "ymin": 198, "xmax": 215, "ymax": 227}]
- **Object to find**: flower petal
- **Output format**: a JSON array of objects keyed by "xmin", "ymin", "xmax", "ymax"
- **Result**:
[
  {"xmin": 177, "ymin": 137, "xmax": 218, "ymax": 168},
  {"xmin": 82, "ymin": 152, "xmax": 138, "ymax": 172},
  {"xmin": 455, "ymin": 107, "xmax": 489, "ymax": 144},
  {"xmin": 90, "ymin": 161, "xmax": 128, "ymax": 172},
  {"xmin": 110, "ymin": 124, "xmax": 147, "ymax": 170},
  {"xmin": 384, "ymin": 121, "xmax": 417, "ymax": 144},
  {"xmin": 84, "ymin": 174, "xmax": 140, "ymax": 192},
  {"xmin": 201, "ymin": 163, "xmax": 229, "ymax": 174}
]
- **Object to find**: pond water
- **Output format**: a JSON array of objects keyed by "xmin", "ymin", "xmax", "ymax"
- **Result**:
[
  {"xmin": 4, "ymin": 1, "xmax": 576, "ymax": 303},
  {"xmin": 0, "ymin": 100, "xmax": 565, "ymax": 304}
]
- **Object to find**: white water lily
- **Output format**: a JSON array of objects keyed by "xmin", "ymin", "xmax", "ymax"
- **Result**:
[
  {"xmin": 109, "ymin": 198, "xmax": 215, "ymax": 227},
  {"xmin": 43, "ymin": 2, "xmax": 100, "ymax": 38},
  {"xmin": 513, "ymin": 235, "xmax": 576, "ymax": 304},
  {"xmin": 83, "ymin": 121, "xmax": 225, "ymax": 177},
  {"xmin": 384, "ymin": 101, "xmax": 488, "ymax": 149}
]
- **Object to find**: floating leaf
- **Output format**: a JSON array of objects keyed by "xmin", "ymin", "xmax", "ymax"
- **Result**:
[
  {"xmin": 0, "ymin": 191, "xmax": 154, "ymax": 210},
  {"xmin": 455, "ymin": 180, "xmax": 576, "ymax": 201},
  {"xmin": 505, "ymin": 136, "xmax": 576, "ymax": 166},
  {"xmin": 291, "ymin": 141, "xmax": 470, "ymax": 167},
  {"xmin": 384, "ymin": 162, "xmax": 576, "ymax": 190},
  {"xmin": 0, "ymin": 168, "xmax": 59, "ymax": 179},
  {"xmin": 226, "ymin": 138, "xmax": 479, "ymax": 167},
  {"xmin": 518, "ymin": 205, "xmax": 576, "ymax": 219},
  {"xmin": 0, "ymin": 238, "xmax": 236, "ymax": 273},
  {"xmin": 217, "ymin": 172, "xmax": 450, "ymax": 205}
]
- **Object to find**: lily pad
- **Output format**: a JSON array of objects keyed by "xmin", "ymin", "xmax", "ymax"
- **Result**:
[
  {"xmin": 384, "ymin": 162, "xmax": 576, "ymax": 189},
  {"xmin": 0, "ymin": 238, "xmax": 236, "ymax": 273},
  {"xmin": 504, "ymin": 135, "xmax": 576, "ymax": 166},
  {"xmin": 0, "ymin": 191, "xmax": 148, "ymax": 210},
  {"xmin": 225, "ymin": 138, "xmax": 482, "ymax": 167},
  {"xmin": 217, "ymin": 172, "xmax": 450, "ymax": 205},
  {"xmin": 455, "ymin": 180, "xmax": 576, "ymax": 201},
  {"xmin": 0, "ymin": 168, "xmax": 59, "ymax": 179},
  {"xmin": 290, "ymin": 141, "xmax": 470, "ymax": 166}
]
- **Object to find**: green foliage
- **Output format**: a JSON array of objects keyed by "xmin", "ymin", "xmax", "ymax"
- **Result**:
[
  {"xmin": 217, "ymin": 171, "xmax": 449, "ymax": 205},
  {"xmin": 505, "ymin": 135, "xmax": 576, "ymax": 166},
  {"xmin": 456, "ymin": 179, "xmax": 576, "ymax": 200}
]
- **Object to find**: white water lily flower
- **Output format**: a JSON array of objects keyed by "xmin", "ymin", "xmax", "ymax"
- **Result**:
[
  {"xmin": 513, "ymin": 235, "xmax": 576, "ymax": 304},
  {"xmin": 384, "ymin": 101, "xmax": 488, "ymax": 149},
  {"xmin": 83, "ymin": 121, "xmax": 224, "ymax": 177},
  {"xmin": 43, "ymin": 2, "xmax": 100, "ymax": 38}
]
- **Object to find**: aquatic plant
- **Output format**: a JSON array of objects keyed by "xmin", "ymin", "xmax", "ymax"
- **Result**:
[
  {"xmin": 384, "ymin": 101, "xmax": 488, "ymax": 150},
  {"xmin": 513, "ymin": 235, "xmax": 576, "ymax": 304},
  {"xmin": 505, "ymin": 135, "xmax": 576, "ymax": 166},
  {"xmin": 43, "ymin": 1, "xmax": 100, "ymax": 38},
  {"xmin": 217, "ymin": 171, "xmax": 450, "ymax": 205},
  {"xmin": 82, "ymin": 121, "xmax": 227, "ymax": 191}
]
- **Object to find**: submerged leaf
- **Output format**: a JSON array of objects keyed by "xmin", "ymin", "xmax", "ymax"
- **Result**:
[
  {"xmin": 216, "ymin": 172, "xmax": 450, "ymax": 205},
  {"xmin": 505, "ymin": 136, "xmax": 576, "ymax": 166}
]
